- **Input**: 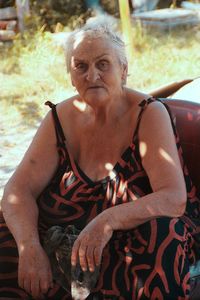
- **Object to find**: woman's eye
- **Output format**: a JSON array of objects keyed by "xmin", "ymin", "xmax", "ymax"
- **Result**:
[
  {"xmin": 75, "ymin": 63, "xmax": 87, "ymax": 72},
  {"xmin": 98, "ymin": 60, "xmax": 109, "ymax": 70}
]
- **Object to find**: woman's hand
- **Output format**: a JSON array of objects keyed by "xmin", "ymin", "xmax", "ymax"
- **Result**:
[
  {"xmin": 18, "ymin": 241, "xmax": 53, "ymax": 299},
  {"xmin": 71, "ymin": 212, "xmax": 113, "ymax": 272}
]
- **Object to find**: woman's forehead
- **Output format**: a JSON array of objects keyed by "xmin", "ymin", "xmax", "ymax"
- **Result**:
[{"xmin": 71, "ymin": 34, "xmax": 115, "ymax": 57}]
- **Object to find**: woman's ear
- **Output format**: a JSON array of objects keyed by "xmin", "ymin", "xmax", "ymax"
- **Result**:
[
  {"xmin": 71, "ymin": 77, "xmax": 75, "ymax": 87},
  {"xmin": 71, "ymin": 78, "xmax": 77, "ymax": 92},
  {"xmin": 122, "ymin": 64, "xmax": 128, "ymax": 85}
]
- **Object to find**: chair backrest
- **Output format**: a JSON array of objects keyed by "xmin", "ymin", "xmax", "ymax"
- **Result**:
[{"xmin": 163, "ymin": 98, "xmax": 200, "ymax": 195}]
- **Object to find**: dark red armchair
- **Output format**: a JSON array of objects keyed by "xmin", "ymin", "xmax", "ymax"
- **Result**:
[{"xmin": 161, "ymin": 98, "xmax": 200, "ymax": 299}]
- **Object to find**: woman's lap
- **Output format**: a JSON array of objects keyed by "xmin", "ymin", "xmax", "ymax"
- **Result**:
[
  {"xmin": 0, "ymin": 216, "xmax": 28, "ymax": 299},
  {"xmin": 0, "ymin": 216, "xmax": 193, "ymax": 299},
  {"xmin": 90, "ymin": 217, "xmax": 192, "ymax": 299}
]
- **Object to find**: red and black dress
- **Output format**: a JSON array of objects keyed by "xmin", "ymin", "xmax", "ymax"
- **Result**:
[{"xmin": 1, "ymin": 98, "xmax": 200, "ymax": 299}]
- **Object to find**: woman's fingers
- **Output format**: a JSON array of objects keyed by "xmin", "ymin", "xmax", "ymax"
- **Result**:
[
  {"xmin": 71, "ymin": 216, "xmax": 113, "ymax": 272},
  {"xmin": 20, "ymin": 274, "xmax": 51, "ymax": 299},
  {"xmin": 72, "ymin": 240, "xmax": 95, "ymax": 271},
  {"xmin": 79, "ymin": 244, "xmax": 102, "ymax": 271},
  {"xmin": 78, "ymin": 244, "xmax": 88, "ymax": 271},
  {"xmin": 71, "ymin": 239, "xmax": 80, "ymax": 267},
  {"xmin": 86, "ymin": 246, "xmax": 95, "ymax": 272},
  {"xmin": 23, "ymin": 278, "xmax": 31, "ymax": 294},
  {"xmin": 31, "ymin": 279, "xmax": 40, "ymax": 299},
  {"xmin": 18, "ymin": 244, "xmax": 53, "ymax": 299},
  {"xmin": 72, "ymin": 239, "xmax": 102, "ymax": 272},
  {"xmin": 40, "ymin": 269, "xmax": 52, "ymax": 294},
  {"xmin": 94, "ymin": 246, "xmax": 102, "ymax": 266},
  {"xmin": 19, "ymin": 272, "xmax": 52, "ymax": 298},
  {"xmin": 18, "ymin": 274, "xmax": 23, "ymax": 289},
  {"xmin": 37, "ymin": 261, "xmax": 53, "ymax": 297}
]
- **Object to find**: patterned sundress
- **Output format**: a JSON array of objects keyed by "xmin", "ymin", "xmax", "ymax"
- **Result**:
[{"xmin": 0, "ymin": 98, "xmax": 200, "ymax": 299}]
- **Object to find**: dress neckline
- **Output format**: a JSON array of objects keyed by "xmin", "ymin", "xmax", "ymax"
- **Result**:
[
  {"xmin": 69, "ymin": 142, "xmax": 135, "ymax": 185},
  {"xmin": 54, "ymin": 97, "xmax": 153, "ymax": 185}
]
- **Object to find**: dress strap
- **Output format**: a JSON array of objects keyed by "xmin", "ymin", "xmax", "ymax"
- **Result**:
[
  {"xmin": 133, "ymin": 97, "xmax": 177, "ymax": 142},
  {"xmin": 45, "ymin": 101, "xmax": 66, "ymax": 146},
  {"xmin": 133, "ymin": 97, "xmax": 154, "ymax": 141},
  {"xmin": 156, "ymin": 99, "xmax": 178, "ymax": 137}
]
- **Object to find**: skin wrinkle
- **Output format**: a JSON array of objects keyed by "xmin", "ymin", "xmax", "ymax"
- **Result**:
[
  {"xmin": 65, "ymin": 27, "xmax": 127, "ymax": 73},
  {"xmin": 30, "ymin": 159, "xmax": 36, "ymax": 165}
]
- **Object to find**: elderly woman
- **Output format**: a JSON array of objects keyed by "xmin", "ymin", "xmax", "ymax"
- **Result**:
[{"xmin": 0, "ymin": 19, "xmax": 200, "ymax": 299}]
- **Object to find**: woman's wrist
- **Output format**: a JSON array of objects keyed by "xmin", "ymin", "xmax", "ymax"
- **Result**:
[
  {"xmin": 17, "ymin": 237, "xmax": 41, "ymax": 255},
  {"xmin": 100, "ymin": 208, "xmax": 119, "ymax": 232}
]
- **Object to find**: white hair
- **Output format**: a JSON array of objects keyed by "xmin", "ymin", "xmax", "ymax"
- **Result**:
[{"xmin": 65, "ymin": 16, "xmax": 128, "ymax": 73}]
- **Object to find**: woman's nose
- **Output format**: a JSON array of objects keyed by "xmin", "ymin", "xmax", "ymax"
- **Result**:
[{"xmin": 86, "ymin": 66, "xmax": 100, "ymax": 82}]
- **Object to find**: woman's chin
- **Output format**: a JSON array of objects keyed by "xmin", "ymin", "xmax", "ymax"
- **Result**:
[{"xmin": 84, "ymin": 95, "xmax": 109, "ymax": 106}]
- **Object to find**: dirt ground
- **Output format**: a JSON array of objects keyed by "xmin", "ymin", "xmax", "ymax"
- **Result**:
[{"xmin": 0, "ymin": 112, "xmax": 38, "ymax": 199}]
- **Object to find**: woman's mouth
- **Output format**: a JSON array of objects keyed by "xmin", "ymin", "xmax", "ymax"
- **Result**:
[{"xmin": 87, "ymin": 86, "xmax": 103, "ymax": 89}]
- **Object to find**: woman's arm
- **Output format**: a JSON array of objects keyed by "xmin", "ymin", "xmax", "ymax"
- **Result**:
[
  {"xmin": 2, "ymin": 111, "xmax": 59, "ymax": 248},
  {"xmin": 106, "ymin": 100, "xmax": 187, "ymax": 229},
  {"xmin": 1, "ymin": 111, "xmax": 59, "ymax": 298},
  {"xmin": 71, "ymin": 101, "xmax": 187, "ymax": 272}
]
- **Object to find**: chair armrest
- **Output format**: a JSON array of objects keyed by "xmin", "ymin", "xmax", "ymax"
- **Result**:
[
  {"xmin": 190, "ymin": 260, "xmax": 200, "ymax": 300},
  {"xmin": 149, "ymin": 79, "xmax": 194, "ymax": 98}
]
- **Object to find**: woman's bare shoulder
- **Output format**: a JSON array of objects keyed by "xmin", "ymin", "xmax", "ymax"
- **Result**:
[
  {"xmin": 125, "ymin": 88, "xmax": 151, "ymax": 105},
  {"xmin": 53, "ymin": 95, "xmax": 83, "ymax": 123},
  {"xmin": 125, "ymin": 88, "xmax": 167, "ymax": 114},
  {"xmin": 56, "ymin": 95, "xmax": 81, "ymax": 111}
]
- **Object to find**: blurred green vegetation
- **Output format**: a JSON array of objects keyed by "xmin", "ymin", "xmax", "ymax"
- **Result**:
[
  {"xmin": 28, "ymin": 0, "xmax": 119, "ymax": 31},
  {"xmin": 1, "ymin": 1, "xmax": 200, "ymax": 125},
  {"xmin": 29, "ymin": 0, "xmax": 91, "ymax": 31},
  {"xmin": 0, "ymin": 0, "xmax": 15, "ymax": 8}
]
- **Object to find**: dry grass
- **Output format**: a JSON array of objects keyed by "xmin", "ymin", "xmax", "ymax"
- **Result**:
[
  {"xmin": 128, "ymin": 23, "xmax": 200, "ymax": 91},
  {"xmin": 1, "ymin": 22, "xmax": 200, "ymax": 124}
]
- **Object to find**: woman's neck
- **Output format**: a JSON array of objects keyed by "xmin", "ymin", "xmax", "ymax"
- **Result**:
[{"xmin": 85, "ymin": 88, "xmax": 128, "ymax": 125}]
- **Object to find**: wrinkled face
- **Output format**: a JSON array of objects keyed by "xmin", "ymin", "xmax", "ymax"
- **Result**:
[{"xmin": 69, "ymin": 35, "xmax": 127, "ymax": 105}]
